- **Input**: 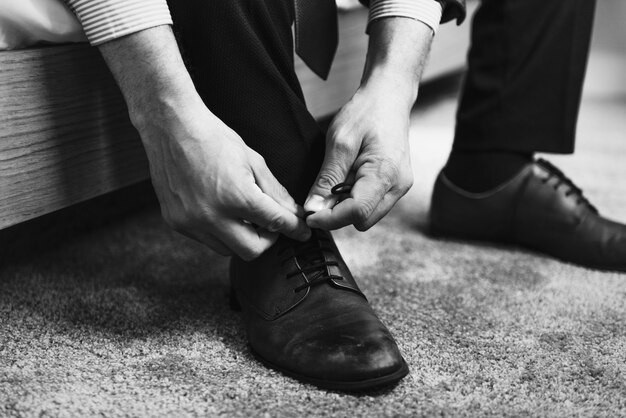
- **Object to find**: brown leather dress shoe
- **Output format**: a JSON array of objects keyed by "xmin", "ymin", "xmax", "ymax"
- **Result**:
[
  {"xmin": 430, "ymin": 159, "xmax": 626, "ymax": 272},
  {"xmin": 230, "ymin": 229, "xmax": 409, "ymax": 391}
]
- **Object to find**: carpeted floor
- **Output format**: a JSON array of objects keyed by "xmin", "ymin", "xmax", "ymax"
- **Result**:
[{"xmin": 2, "ymin": 70, "xmax": 626, "ymax": 417}]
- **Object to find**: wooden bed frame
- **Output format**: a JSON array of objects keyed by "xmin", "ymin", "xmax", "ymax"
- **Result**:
[{"xmin": 0, "ymin": 6, "xmax": 472, "ymax": 230}]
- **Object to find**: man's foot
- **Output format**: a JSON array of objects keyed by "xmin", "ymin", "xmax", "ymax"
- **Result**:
[
  {"xmin": 230, "ymin": 229, "xmax": 409, "ymax": 391},
  {"xmin": 430, "ymin": 158, "xmax": 626, "ymax": 272}
]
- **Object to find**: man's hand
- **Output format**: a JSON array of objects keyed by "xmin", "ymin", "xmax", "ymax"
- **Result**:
[
  {"xmin": 304, "ymin": 81, "xmax": 414, "ymax": 231},
  {"xmin": 140, "ymin": 98, "xmax": 311, "ymax": 260},
  {"xmin": 304, "ymin": 18, "xmax": 434, "ymax": 231},
  {"xmin": 99, "ymin": 26, "xmax": 310, "ymax": 260}
]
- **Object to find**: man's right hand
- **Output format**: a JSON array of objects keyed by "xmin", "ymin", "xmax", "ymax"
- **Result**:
[
  {"xmin": 137, "ymin": 98, "xmax": 311, "ymax": 260},
  {"xmin": 98, "ymin": 26, "xmax": 310, "ymax": 260}
]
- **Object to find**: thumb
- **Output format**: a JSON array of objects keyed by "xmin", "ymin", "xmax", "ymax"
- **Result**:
[
  {"xmin": 243, "ymin": 185, "xmax": 311, "ymax": 242},
  {"xmin": 304, "ymin": 136, "xmax": 357, "ymax": 213}
]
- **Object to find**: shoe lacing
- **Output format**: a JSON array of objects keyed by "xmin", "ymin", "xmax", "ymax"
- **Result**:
[
  {"xmin": 277, "ymin": 232, "xmax": 344, "ymax": 293},
  {"xmin": 278, "ymin": 182, "xmax": 353, "ymax": 293},
  {"xmin": 536, "ymin": 158, "xmax": 598, "ymax": 214}
]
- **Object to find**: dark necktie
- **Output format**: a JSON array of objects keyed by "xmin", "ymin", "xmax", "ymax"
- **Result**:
[{"xmin": 294, "ymin": 0, "xmax": 339, "ymax": 80}]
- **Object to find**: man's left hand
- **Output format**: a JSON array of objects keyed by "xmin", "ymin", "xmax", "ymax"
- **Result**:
[
  {"xmin": 303, "ymin": 79, "xmax": 414, "ymax": 231},
  {"xmin": 303, "ymin": 17, "xmax": 434, "ymax": 231}
]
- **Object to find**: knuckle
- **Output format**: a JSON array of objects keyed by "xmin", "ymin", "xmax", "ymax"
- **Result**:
[
  {"xmin": 406, "ymin": 173, "xmax": 415, "ymax": 189},
  {"xmin": 252, "ymin": 152, "xmax": 267, "ymax": 167},
  {"xmin": 328, "ymin": 127, "xmax": 350, "ymax": 147},
  {"xmin": 316, "ymin": 169, "xmax": 344, "ymax": 191},
  {"xmin": 399, "ymin": 173, "xmax": 414, "ymax": 194},
  {"xmin": 274, "ymin": 183, "xmax": 291, "ymax": 199},
  {"xmin": 229, "ymin": 188, "xmax": 255, "ymax": 211},
  {"xmin": 331, "ymin": 134, "xmax": 352, "ymax": 154},
  {"xmin": 240, "ymin": 193, "xmax": 256, "ymax": 211},
  {"xmin": 266, "ymin": 214, "xmax": 286, "ymax": 232},
  {"xmin": 379, "ymin": 158, "xmax": 401, "ymax": 183},
  {"xmin": 353, "ymin": 201, "xmax": 375, "ymax": 225},
  {"xmin": 373, "ymin": 158, "xmax": 404, "ymax": 192}
]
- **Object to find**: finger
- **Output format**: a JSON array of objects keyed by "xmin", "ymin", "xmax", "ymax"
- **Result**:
[
  {"xmin": 250, "ymin": 152, "xmax": 303, "ymax": 217},
  {"xmin": 305, "ymin": 200, "xmax": 364, "ymax": 231},
  {"xmin": 353, "ymin": 192, "xmax": 398, "ymax": 231},
  {"xmin": 348, "ymin": 172, "xmax": 399, "ymax": 230},
  {"xmin": 239, "ymin": 184, "xmax": 311, "ymax": 241},
  {"xmin": 306, "ymin": 171, "xmax": 389, "ymax": 230},
  {"xmin": 216, "ymin": 219, "xmax": 279, "ymax": 261},
  {"xmin": 304, "ymin": 129, "xmax": 358, "ymax": 213}
]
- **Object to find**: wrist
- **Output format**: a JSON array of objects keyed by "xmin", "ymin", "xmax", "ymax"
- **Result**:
[
  {"xmin": 361, "ymin": 17, "xmax": 434, "ymax": 110},
  {"xmin": 97, "ymin": 26, "xmax": 205, "ymax": 132},
  {"xmin": 128, "ymin": 82, "xmax": 203, "ymax": 132},
  {"xmin": 360, "ymin": 67, "xmax": 419, "ymax": 109}
]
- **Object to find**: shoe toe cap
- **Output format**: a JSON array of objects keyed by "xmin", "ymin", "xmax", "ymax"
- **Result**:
[{"xmin": 286, "ymin": 322, "xmax": 407, "ymax": 384}]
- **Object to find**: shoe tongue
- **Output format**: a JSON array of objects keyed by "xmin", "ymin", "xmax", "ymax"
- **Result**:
[
  {"xmin": 536, "ymin": 159, "xmax": 599, "ymax": 214},
  {"xmin": 295, "ymin": 237, "xmax": 328, "ymax": 282}
]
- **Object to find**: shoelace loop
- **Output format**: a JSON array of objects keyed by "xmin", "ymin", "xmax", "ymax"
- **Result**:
[
  {"xmin": 277, "ymin": 232, "xmax": 344, "ymax": 292},
  {"xmin": 303, "ymin": 182, "xmax": 353, "ymax": 219},
  {"xmin": 536, "ymin": 158, "xmax": 598, "ymax": 213},
  {"xmin": 284, "ymin": 183, "xmax": 352, "ymax": 292}
]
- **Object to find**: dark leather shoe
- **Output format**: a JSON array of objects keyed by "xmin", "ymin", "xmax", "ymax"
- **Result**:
[
  {"xmin": 430, "ymin": 158, "xmax": 626, "ymax": 272},
  {"xmin": 230, "ymin": 229, "xmax": 409, "ymax": 391}
]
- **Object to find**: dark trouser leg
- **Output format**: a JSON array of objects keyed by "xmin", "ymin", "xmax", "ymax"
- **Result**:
[
  {"xmin": 166, "ymin": 1, "xmax": 410, "ymax": 390},
  {"xmin": 432, "ymin": 1, "xmax": 626, "ymax": 274},
  {"xmin": 453, "ymin": 0, "xmax": 596, "ymax": 153},
  {"xmin": 166, "ymin": 0, "xmax": 324, "ymax": 204}
]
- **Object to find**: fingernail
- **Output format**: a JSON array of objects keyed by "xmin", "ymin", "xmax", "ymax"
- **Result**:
[{"xmin": 305, "ymin": 195, "xmax": 326, "ymax": 212}]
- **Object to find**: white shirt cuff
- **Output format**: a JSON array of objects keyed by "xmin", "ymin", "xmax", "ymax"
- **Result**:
[
  {"xmin": 368, "ymin": 0, "xmax": 443, "ymax": 34},
  {"xmin": 64, "ymin": 0, "xmax": 173, "ymax": 46}
]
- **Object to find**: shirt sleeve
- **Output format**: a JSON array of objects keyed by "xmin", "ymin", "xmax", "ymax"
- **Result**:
[
  {"xmin": 63, "ymin": 0, "xmax": 173, "ymax": 46},
  {"xmin": 367, "ymin": 0, "xmax": 443, "ymax": 34}
]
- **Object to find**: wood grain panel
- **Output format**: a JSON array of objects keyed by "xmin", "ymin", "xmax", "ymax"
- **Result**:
[{"xmin": 0, "ymin": 44, "xmax": 147, "ymax": 229}]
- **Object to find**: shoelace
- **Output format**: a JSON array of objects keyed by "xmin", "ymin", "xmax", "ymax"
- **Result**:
[
  {"xmin": 277, "ymin": 232, "xmax": 344, "ymax": 293},
  {"xmin": 282, "ymin": 182, "xmax": 353, "ymax": 293},
  {"xmin": 536, "ymin": 158, "xmax": 598, "ymax": 214}
]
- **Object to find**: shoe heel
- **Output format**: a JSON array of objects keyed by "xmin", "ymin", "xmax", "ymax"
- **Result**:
[{"xmin": 229, "ymin": 288, "xmax": 242, "ymax": 312}]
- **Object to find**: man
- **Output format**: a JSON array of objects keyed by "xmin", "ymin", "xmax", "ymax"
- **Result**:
[
  {"xmin": 63, "ymin": 0, "xmax": 625, "ymax": 392},
  {"xmin": 64, "ymin": 0, "xmax": 464, "ymax": 391}
]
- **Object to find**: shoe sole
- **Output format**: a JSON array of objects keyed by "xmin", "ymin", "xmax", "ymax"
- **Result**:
[
  {"xmin": 430, "ymin": 226, "xmax": 626, "ymax": 274},
  {"xmin": 250, "ymin": 347, "xmax": 410, "ymax": 392}
]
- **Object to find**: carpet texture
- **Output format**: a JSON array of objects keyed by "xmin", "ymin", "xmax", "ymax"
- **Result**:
[{"xmin": 2, "ymin": 85, "xmax": 626, "ymax": 416}]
